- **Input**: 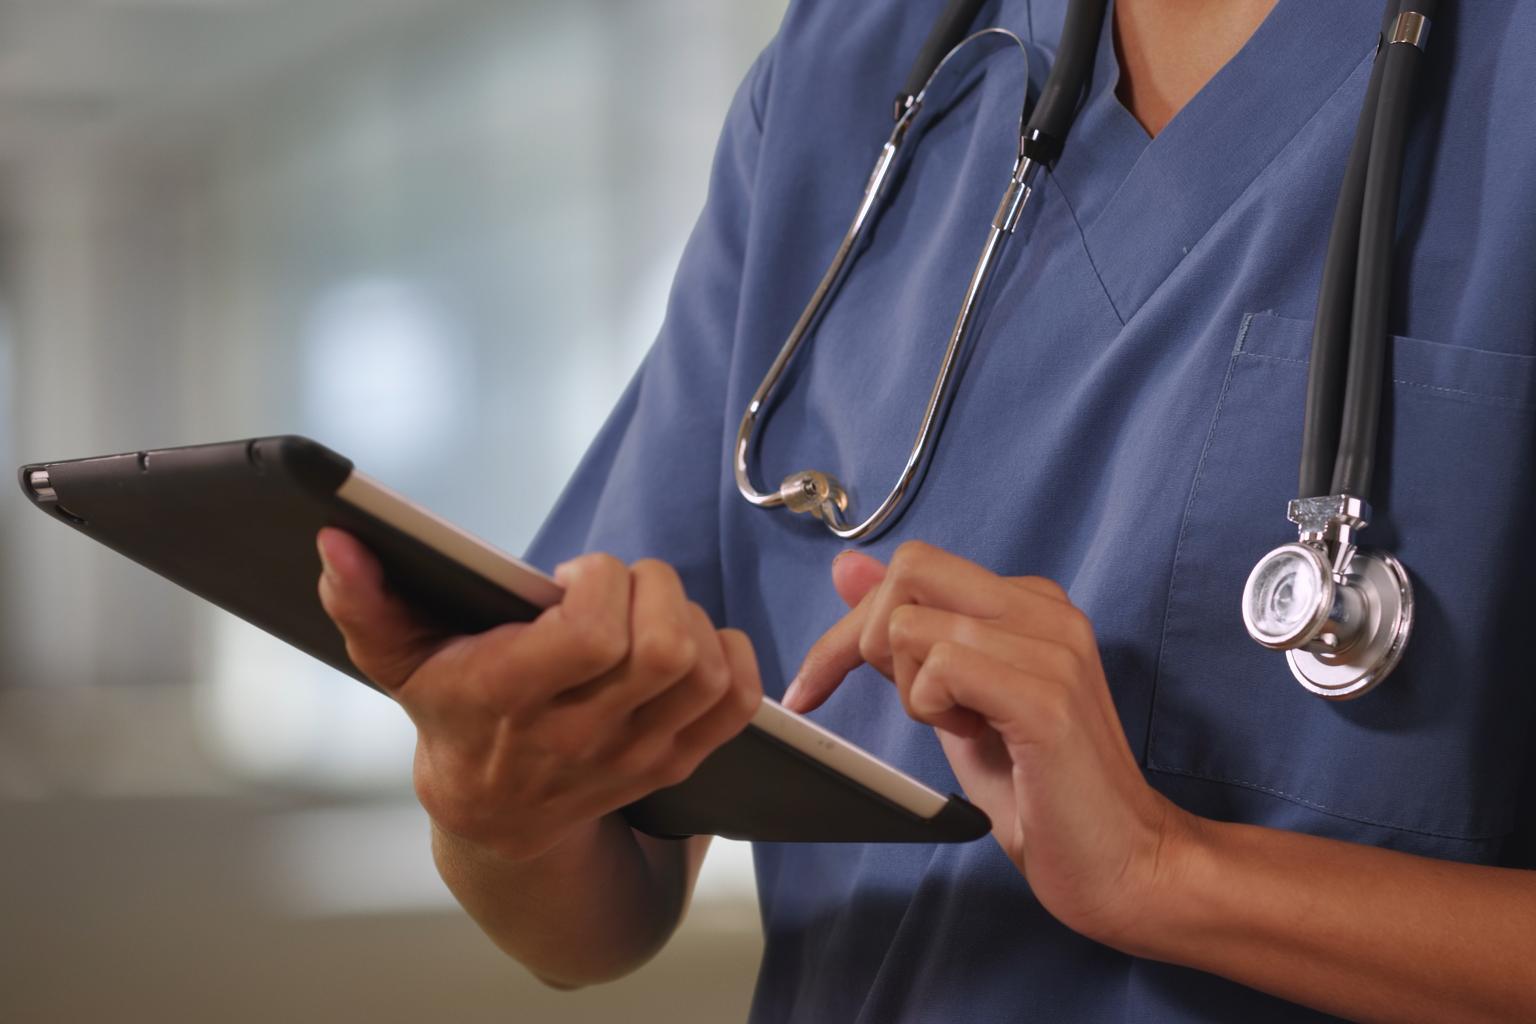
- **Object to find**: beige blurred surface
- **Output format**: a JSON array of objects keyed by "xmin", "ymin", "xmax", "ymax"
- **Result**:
[
  {"xmin": 1, "ymin": 798, "xmax": 763, "ymax": 1024},
  {"xmin": 0, "ymin": 683, "xmax": 765, "ymax": 1022}
]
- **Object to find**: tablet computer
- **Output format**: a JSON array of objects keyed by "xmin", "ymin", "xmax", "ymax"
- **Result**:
[{"xmin": 20, "ymin": 436, "xmax": 989, "ymax": 844}]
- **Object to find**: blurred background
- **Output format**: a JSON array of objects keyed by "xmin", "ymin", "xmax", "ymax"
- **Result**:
[{"xmin": 0, "ymin": 0, "xmax": 785, "ymax": 1020}]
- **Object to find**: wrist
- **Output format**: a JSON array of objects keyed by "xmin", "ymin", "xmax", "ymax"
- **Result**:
[{"xmin": 1092, "ymin": 801, "xmax": 1218, "ymax": 958}]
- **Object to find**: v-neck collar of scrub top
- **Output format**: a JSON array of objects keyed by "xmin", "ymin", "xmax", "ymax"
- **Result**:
[{"xmin": 1046, "ymin": 0, "xmax": 1385, "ymax": 324}]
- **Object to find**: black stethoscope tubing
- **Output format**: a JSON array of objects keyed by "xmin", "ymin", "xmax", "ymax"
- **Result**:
[
  {"xmin": 899, "ymin": 0, "xmax": 1107, "ymax": 166},
  {"xmin": 893, "ymin": 0, "xmax": 1438, "ymax": 700},
  {"xmin": 910, "ymin": 0, "xmax": 1437, "ymax": 504},
  {"xmin": 1303, "ymin": 0, "xmax": 1438, "ymax": 502}
]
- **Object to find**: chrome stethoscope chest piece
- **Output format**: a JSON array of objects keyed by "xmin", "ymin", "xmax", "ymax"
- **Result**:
[
  {"xmin": 1285, "ymin": 549, "xmax": 1412, "ymax": 700},
  {"xmin": 1241, "ymin": 495, "xmax": 1415, "ymax": 701},
  {"xmin": 1242, "ymin": 542, "xmax": 1338, "ymax": 650}
]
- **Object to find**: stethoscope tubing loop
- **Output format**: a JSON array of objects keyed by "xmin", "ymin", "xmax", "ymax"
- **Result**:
[{"xmin": 734, "ymin": 29, "xmax": 1034, "ymax": 540}]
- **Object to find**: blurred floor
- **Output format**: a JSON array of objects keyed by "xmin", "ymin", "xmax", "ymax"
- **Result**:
[{"xmin": 0, "ymin": 794, "xmax": 763, "ymax": 1023}]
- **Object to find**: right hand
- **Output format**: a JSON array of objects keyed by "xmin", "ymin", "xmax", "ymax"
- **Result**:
[{"xmin": 315, "ymin": 528, "xmax": 762, "ymax": 864}]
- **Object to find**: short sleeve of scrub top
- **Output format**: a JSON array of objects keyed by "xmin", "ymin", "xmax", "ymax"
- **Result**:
[{"xmin": 526, "ymin": 2, "xmax": 1536, "ymax": 1021}]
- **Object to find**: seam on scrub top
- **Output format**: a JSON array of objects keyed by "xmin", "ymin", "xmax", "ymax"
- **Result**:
[
  {"xmin": 1238, "ymin": 351, "xmax": 1536, "ymax": 412},
  {"xmin": 1048, "ymin": 171, "xmax": 1128, "ymax": 325},
  {"xmin": 1140, "ymin": 314, "xmax": 1252, "ymax": 766},
  {"xmin": 1146, "ymin": 763, "xmax": 1512, "ymax": 842},
  {"xmin": 1392, "ymin": 377, "xmax": 1536, "ymax": 411},
  {"xmin": 746, "ymin": 36, "xmax": 776, "ymax": 134},
  {"xmin": 1146, "ymin": 320, "xmax": 1517, "ymax": 845}
]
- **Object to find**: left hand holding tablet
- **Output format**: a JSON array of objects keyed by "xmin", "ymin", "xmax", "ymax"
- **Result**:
[{"xmin": 784, "ymin": 541, "xmax": 1197, "ymax": 947}]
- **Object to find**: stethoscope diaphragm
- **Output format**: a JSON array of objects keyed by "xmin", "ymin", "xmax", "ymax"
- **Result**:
[{"xmin": 1241, "ymin": 496, "xmax": 1414, "ymax": 701}]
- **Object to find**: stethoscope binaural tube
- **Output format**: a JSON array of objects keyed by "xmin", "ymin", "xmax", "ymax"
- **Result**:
[
  {"xmin": 734, "ymin": 0, "xmax": 1107, "ymax": 540},
  {"xmin": 1242, "ymin": 0, "xmax": 1437, "ymax": 700}
]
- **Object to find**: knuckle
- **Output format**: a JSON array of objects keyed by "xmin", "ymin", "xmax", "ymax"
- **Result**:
[
  {"xmin": 341, "ymin": 637, "xmax": 414, "ymax": 693},
  {"xmin": 886, "ymin": 604, "xmax": 918, "ymax": 648},
  {"xmin": 891, "ymin": 540, "xmax": 932, "ymax": 577},
  {"xmin": 318, "ymin": 586, "xmax": 362, "ymax": 635},
  {"xmin": 616, "ymin": 734, "xmax": 667, "ymax": 779},
  {"xmin": 541, "ymin": 717, "xmax": 596, "ymax": 764},
  {"xmin": 685, "ymin": 601, "xmax": 715, "ymax": 630},
  {"xmin": 858, "ymin": 627, "xmax": 884, "ymax": 666},
  {"xmin": 926, "ymin": 639, "xmax": 959, "ymax": 676},
  {"xmin": 719, "ymin": 626, "xmax": 754, "ymax": 654},
  {"xmin": 316, "ymin": 575, "xmax": 341, "ymax": 617},
  {"xmin": 693, "ymin": 664, "xmax": 732, "ymax": 707},
  {"xmin": 632, "ymin": 622, "xmax": 696, "ymax": 678},
  {"xmin": 730, "ymin": 684, "xmax": 760, "ymax": 725},
  {"xmin": 647, "ymin": 750, "xmax": 696, "ymax": 790},
  {"xmin": 563, "ymin": 613, "xmax": 629, "ymax": 674},
  {"xmin": 579, "ymin": 551, "xmax": 628, "ymax": 580},
  {"xmin": 949, "ymin": 615, "xmax": 985, "ymax": 650},
  {"xmin": 342, "ymin": 642, "xmax": 389, "ymax": 686},
  {"xmin": 559, "ymin": 551, "xmax": 628, "ymax": 598},
  {"xmin": 1065, "ymin": 607, "xmax": 1097, "ymax": 647},
  {"xmin": 632, "ymin": 557, "xmax": 682, "ymax": 590},
  {"xmin": 719, "ymin": 630, "xmax": 763, "ymax": 704},
  {"xmin": 1027, "ymin": 575, "xmax": 1071, "ymax": 602},
  {"xmin": 1030, "ymin": 677, "xmax": 1075, "ymax": 738},
  {"xmin": 1035, "ymin": 642, "xmax": 1079, "ymax": 684},
  {"xmin": 731, "ymin": 663, "xmax": 763, "ymax": 710}
]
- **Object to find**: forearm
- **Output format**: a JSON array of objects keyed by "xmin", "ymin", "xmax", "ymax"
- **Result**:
[
  {"xmin": 1120, "ymin": 815, "xmax": 1536, "ymax": 1023},
  {"xmin": 432, "ymin": 813, "xmax": 703, "ymax": 988}
]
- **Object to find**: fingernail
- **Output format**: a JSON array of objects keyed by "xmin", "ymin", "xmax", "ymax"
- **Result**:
[{"xmin": 782, "ymin": 675, "xmax": 803, "ymax": 708}]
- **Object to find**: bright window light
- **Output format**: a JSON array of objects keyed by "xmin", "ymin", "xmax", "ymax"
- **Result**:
[{"xmin": 301, "ymin": 277, "xmax": 467, "ymax": 480}]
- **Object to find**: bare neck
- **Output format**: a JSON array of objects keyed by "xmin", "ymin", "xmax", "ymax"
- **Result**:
[{"xmin": 1112, "ymin": 0, "xmax": 1280, "ymax": 138}]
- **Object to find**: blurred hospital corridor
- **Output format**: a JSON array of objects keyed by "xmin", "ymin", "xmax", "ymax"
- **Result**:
[{"xmin": 0, "ymin": 0, "xmax": 782, "ymax": 1019}]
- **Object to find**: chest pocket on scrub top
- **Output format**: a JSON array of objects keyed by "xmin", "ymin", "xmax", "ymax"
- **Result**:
[{"xmin": 1148, "ymin": 312, "xmax": 1536, "ymax": 854}]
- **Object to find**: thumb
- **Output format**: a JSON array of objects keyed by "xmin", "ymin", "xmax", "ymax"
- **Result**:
[
  {"xmin": 316, "ymin": 527, "xmax": 447, "ymax": 694},
  {"xmin": 832, "ymin": 549, "xmax": 887, "ymax": 608}
]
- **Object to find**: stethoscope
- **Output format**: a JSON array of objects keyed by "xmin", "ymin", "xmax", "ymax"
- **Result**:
[{"xmin": 733, "ymin": 0, "xmax": 1437, "ymax": 701}]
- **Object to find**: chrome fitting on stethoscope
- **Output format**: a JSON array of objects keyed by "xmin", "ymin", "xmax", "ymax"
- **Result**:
[
  {"xmin": 1242, "ymin": 495, "xmax": 1413, "ymax": 700},
  {"xmin": 994, "ymin": 152, "xmax": 1040, "ymax": 234}
]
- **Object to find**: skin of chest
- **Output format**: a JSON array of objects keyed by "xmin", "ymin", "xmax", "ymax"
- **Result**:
[{"xmin": 1114, "ymin": 0, "xmax": 1281, "ymax": 136}]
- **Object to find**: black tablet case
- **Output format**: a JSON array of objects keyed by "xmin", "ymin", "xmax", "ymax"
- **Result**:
[{"xmin": 21, "ymin": 436, "xmax": 989, "ymax": 843}]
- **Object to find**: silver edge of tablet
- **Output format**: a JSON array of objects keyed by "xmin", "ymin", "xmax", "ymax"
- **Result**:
[
  {"xmin": 337, "ymin": 469, "xmax": 953, "ymax": 823},
  {"xmin": 337, "ymin": 470, "xmax": 565, "ymax": 609},
  {"xmin": 750, "ymin": 700, "xmax": 949, "ymax": 819}
]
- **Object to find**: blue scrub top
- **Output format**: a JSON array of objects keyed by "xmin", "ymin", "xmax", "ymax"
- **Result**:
[{"xmin": 528, "ymin": 1, "xmax": 1536, "ymax": 1020}]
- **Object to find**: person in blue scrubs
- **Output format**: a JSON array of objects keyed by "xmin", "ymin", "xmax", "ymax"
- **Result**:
[{"xmin": 317, "ymin": 0, "xmax": 1536, "ymax": 1019}]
